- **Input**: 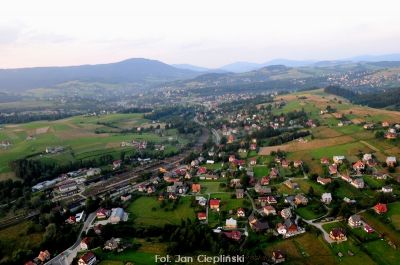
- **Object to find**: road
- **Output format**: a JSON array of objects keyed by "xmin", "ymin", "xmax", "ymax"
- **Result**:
[
  {"xmin": 211, "ymin": 128, "xmax": 221, "ymax": 145},
  {"xmin": 46, "ymin": 212, "xmax": 96, "ymax": 265}
]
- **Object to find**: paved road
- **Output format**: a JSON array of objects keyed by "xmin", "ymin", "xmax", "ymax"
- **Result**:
[{"xmin": 46, "ymin": 212, "xmax": 96, "ymax": 265}]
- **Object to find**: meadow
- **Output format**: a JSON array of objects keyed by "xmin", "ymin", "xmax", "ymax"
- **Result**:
[
  {"xmin": 127, "ymin": 196, "xmax": 196, "ymax": 227},
  {"xmin": 0, "ymin": 113, "xmax": 187, "ymax": 180}
]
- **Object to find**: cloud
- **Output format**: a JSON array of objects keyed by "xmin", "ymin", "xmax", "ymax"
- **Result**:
[{"xmin": 0, "ymin": 25, "xmax": 22, "ymax": 44}]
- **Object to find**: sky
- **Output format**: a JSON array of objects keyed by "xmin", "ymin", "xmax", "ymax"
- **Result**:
[{"xmin": 0, "ymin": 0, "xmax": 399, "ymax": 68}]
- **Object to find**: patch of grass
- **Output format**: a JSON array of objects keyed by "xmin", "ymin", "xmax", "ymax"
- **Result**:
[
  {"xmin": 387, "ymin": 202, "xmax": 400, "ymax": 230},
  {"xmin": 253, "ymin": 165, "xmax": 269, "ymax": 178},
  {"xmin": 364, "ymin": 239, "xmax": 400, "ymax": 265},
  {"xmin": 128, "ymin": 196, "xmax": 196, "ymax": 227}
]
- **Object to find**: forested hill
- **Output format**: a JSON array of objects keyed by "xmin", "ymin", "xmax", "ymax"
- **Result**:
[{"xmin": 324, "ymin": 85, "xmax": 400, "ymax": 109}]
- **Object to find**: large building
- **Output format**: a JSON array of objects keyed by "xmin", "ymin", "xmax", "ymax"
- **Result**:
[{"xmin": 110, "ymin": 208, "xmax": 125, "ymax": 224}]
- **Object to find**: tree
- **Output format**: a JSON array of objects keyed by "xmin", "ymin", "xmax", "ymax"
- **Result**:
[
  {"xmin": 307, "ymin": 186, "xmax": 315, "ymax": 197},
  {"xmin": 44, "ymin": 223, "xmax": 57, "ymax": 242}
]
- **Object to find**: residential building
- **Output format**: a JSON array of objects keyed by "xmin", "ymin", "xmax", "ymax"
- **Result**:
[
  {"xmin": 329, "ymin": 228, "xmax": 347, "ymax": 241},
  {"xmin": 78, "ymin": 252, "xmax": 96, "ymax": 265},
  {"xmin": 110, "ymin": 208, "xmax": 125, "ymax": 224},
  {"xmin": 321, "ymin": 193, "xmax": 332, "ymax": 204},
  {"xmin": 374, "ymin": 203, "xmax": 388, "ymax": 214},
  {"xmin": 348, "ymin": 214, "xmax": 362, "ymax": 228}
]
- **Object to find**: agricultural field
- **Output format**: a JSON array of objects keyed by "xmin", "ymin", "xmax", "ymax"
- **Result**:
[
  {"xmin": 199, "ymin": 181, "xmax": 225, "ymax": 193},
  {"xmin": 127, "ymin": 196, "xmax": 196, "ymax": 227},
  {"xmin": 387, "ymin": 202, "xmax": 400, "ymax": 230},
  {"xmin": 264, "ymin": 233, "xmax": 337, "ymax": 265},
  {"xmin": 0, "ymin": 113, "xmax": 189, "ymax": 179}
]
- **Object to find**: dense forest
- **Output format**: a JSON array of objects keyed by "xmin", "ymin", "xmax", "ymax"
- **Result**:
[{"xmin": 325, "ymin": 85, "xmax": 400, "ymax": 109}]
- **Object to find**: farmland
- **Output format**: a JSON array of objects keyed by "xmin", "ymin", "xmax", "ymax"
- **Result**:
[{"xmin": 0, "ymin": 113, "xmax": 189, "ymax": 179}]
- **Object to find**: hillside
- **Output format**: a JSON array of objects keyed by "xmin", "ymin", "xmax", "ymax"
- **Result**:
[{"xmin": 0, "ymin": 58, "xmax": 198, "ymax": 93}]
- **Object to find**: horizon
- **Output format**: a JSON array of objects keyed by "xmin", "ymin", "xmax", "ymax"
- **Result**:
[{"xmin": 1, "ymin": 0, "xmax": 400, "ymax": 68}]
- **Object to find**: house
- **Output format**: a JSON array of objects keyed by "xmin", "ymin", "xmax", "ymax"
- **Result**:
[
  {"xmin": 80, "ymin": 237, "xmax": 91, "ymax": 250},
  {"xmin": 341, "ymin": 174, "xmax": 352, "ymax": 183},
  {"xmin": 66, "ymin": 215, "xmax": 76, "ymax": 224},
  {"xmin": 382, "ymin": 185, "xmax": 393, "ymax": 193},
  {"xmin": 258, "ymin": 195, "xmax": 277, "ymax": 204},
  {"xmin": 321, "ymin": 157, "xmax": 330, "ymax": 165},
  {"xmin": 249, "ymin": 157, "xmax": 257, "ymax": 166},
  {"xmin": 121, "ymin": 194, "xmax": 132, "ymax": 201},
  {"xmin": 352, "ymin": 161, "xmax": 365, "ymax": 171},
  {"xmin": 321, "ymin": 193, "xmax": 332, "ymax": 204},
  {"xmin": 374, "ymin": 203, "xmax": 388, "ymax": 214},
  {"xmin": 78, "ymin": 252, "xmax": 96, "ymax": 265},
  {"xmin": 75, "ymin": 211, "xmax": 85, "ymax": 223},
  {"xmin": 192, "ymin": 183, "xmax": 201, "ymax": 193},
  {"xmin": 229, "ymin": 155, "xmax": 236, "ymax": 163},
  {"xmin": 197, "ymin": 212, "xmax": 207, "ymax": 220},
  {"xmin": 96, "ymin": 208, "xmax": 110, "ymax": 219},
  {"xmin": 223, "ymin": 230, "xmax": 241, "ymax": 241},
  {"xmin": 364, "ymin": 224, "xmax": 374, "ymax": 233},
  {"xmin": 209, "ymin": 199, "xmax": 220, "ymax": 210},
  {"xmin": 104, "ymin": 237, "xmax": 120, "ymax": 251},
  {"xmin": 36, "ymin": 250, "xmax": 50, "ymax": 263},
  {"xmin": 363, "ymin": 153, "xmax": 373, "ymax": 161},
  {"xmin": 197, "ymin": 196, "xmax": 207, "ymax": 206},
  {"xmin": 255, "ymin": 183, "xmax": 271, "ymax": 194},
  {"xmin": 236, "ymin": 189, "xmax": 244, "ymax": 199},
  {"xmin": 225, "ymin": 217, "xmax": 237, "ymax": 229},
  {"xmin": 237, "ymin": 208, "xmax": 245, "ymax": 218},
  {"xmin": 293, "ymin": 160, "xmax": 303, "ymax": 168},
  {"xmin": 248, "ymin": 214, "xmax": 269, "ymax": 232},
  {"xmin": 269, "ymin": 168, "xmax": 279, "ymax": 178},
  {"xmin": 333, "ymin": 156, "xmax": 345, "ymax": 164},
  {"xmin": 280, "ymin": 208, "xmax": 292, "ymax": 219},
  {"xmin": 276, "ymin": 223, "xmax": 287, "ymax": 235},
  {"xmin": 329, "ymin": 228, "xmax": 347, "ymax": 241},
  {"xmin": 286, "ymin": 221, "xmax": 299, "ymax": 236},
  {"xmin": 351, "ymin": 178, "xmax": 364, "ymax": 189},
  {"xmin": 294, "ymin": 194, "xmax": 308, "ymax": 206},
  {"xmin": 197, "ymin": 166, "xmax": 207, "ymax": 175},
  {"xmin": 260, "ymin": 176, "xmax": 270, "ymax": 185},
  {"xmin": 382, "ymin": 121, "xmax": 390, "ymax": 127},
  {"xmin": 283, "ymin": 180, "xmax": 299, "ymax": 190},
  {"xmin": 110, "ymin": 208, "xmax": 125, "ymax": 224},
  {"xmin": 385, "ymin": 132, "xmax": 397, "ymax": 139},
  {"xmin": 263, "ymin": 205, "xmax": 276, "ymax": 216},
  {"xmin": 348, "ymin": 214, "xmax": 362, "ymax": 228},
  {"xmin": 329, "ymin": 164, "xmax": 338, "ymax": 175},
  {"xmin": 281, "ymin": 159, "xmax": 289, "ymax": 168},
  {"xmin": 272, "ymin": 250, "xmax": 286, "ymax": 264},
  {"xmin": 386, "ymin": 156, "xmax": 397, "ymax": 167},
  {"xmin": 113, "ymin": 160, "xmax": 122, "ymax": 170},
  {"xmin": 317, "ymin": 177, "xmax": 332, "ymax": 185}
]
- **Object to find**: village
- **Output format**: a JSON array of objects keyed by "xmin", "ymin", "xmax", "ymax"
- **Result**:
[{"xmin": 16, "ymin": 89, "xmax": 400, "ymax": 265}]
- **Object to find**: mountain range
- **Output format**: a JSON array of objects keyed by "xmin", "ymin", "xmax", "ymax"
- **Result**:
[{"xmin": 1, "ymin": 53, "xmax": 400, "ymax": 94}]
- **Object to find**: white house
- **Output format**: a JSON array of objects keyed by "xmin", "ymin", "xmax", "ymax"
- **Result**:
[
  {"xmin": 321, "ymin": 193, "xmax": 332, "ymax": 204},
  {"xmin": 110, "ymin": 208, "xmax": 125, "ymax": 224},
  {"xmin": 225, "ymin": 218, "xmax": 237, "ymax": 229},
  {"xmin": 382, "ymin": 186, "xmax": 393, "ymax": 193}
]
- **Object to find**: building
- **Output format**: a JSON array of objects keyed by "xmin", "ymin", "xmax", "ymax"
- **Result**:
[
  {"xmin": 374, "ymin": 203, "xmax": 388, "ymax": 214},
  {"xmin": 333, "ymin": 156, "xmax": 345, "ymax": 164},
  {"xmin": 36, "ymin": 250, "xmax": 50, "ymax": 263},
  {"xmin": 263, "ymin": 205, "xmax": 276, "ymax": 216},
  {"xmin": 223, "ymin": 230, "xmax": 241, "ymax": 241},
  {"xmin": 236, "ymin": 189, "xmax": 244, "ymax": 199},
  {"xmin": 382, "ymin": 185, "xmax": 393, "ymax": 193},
  {"xmin": 352, "ymin": 161, "xmax": 365, "ymax": 171},
  {"xmin": 280, "ymin": 208, "xmax": 292, "ymax": 219},
  {"xmin": 329, "ymin": 228, "xmax": 347, "ymax": 241},
  {"xmin": 209, "ymin": 199, "xmax": 220, "ymax": 210},
  {"xmin": 96, "ymin": 208, "xmax": 110, "ymax": 219},
  {"xmin": 351, "ymin": 178, "xmax": 364, "ymax": 189},
  {"xmin": 260, "ymin": 176, "xmax": 270, "ymax": 185},
  {"xmin": 321, "ymin": 157, "xmax": 330, "ymax": 165},
  {"xmin": 225, "ymin": 218, "xmax": 238, "ymax": 229},
  {"xmin": 386, "ymin": 156, "xmax": 397, "ymax": 167},
  {"xmin": 294, "ymin": 194, "xmax": 308, "ymax": 205},
  {"xmin": 110, "ymin": 208, "xmax": 125, "ymax": 224},
  {"xmin": 317, "ymin": 177, "xmax": 332, "ymax": 185},
  {"xmin": 321, "ymin": 193, "xmax": 332, "ymax": 204},
  {"xmin": 237, "ymin": 208, "xmax": 245, "ymax": 217},
  {"xmin": 283, "ymin": 180, "xmax": 299, "ymax": 190},
  {"xmin": 348, "ymin": 214, "xmax": 362, "ymax": 228},
  {"xmin": 58, "ymin": 182, "xmax": 78, "ymax": 194},
  {"xmin": 80, "ymin": 237, "xmax": 91, "ymax": 250},
  {"xmin": 197, "ymin": 212, "xmax": 207, "ymax": 220},
  {"xmin": 104, "ymin": 238, "xmax": 120, "ymax": 251},
  {"xmin": 78, "ymin": 252, "xmax": 96, "ymax": 265},
  {"xmin": 272, "ymin": 250, "xmax": 285, "ymax": 264},
  {"xmin": 192, "ymin": 183, "xmax": 201, "ymax": 193}
]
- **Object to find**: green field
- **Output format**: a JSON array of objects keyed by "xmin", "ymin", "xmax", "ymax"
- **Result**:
[
  {"xmin": 253, "ymin": 165, "xmax": 269, "ymax": 178},
  {"xmin": 387, "ymin": 202, "xmax": 400, "ymax": 230},
  {"xmin": 128, "ymin": 196, "xmax": 196, "ymax": 227},
  {"xmin": 295, "ymin": 201, "xmax": 327, "ymax": 220},
  {"xmin": 199, "ymin": 181, "xmax": 224, "ymax": 193},
  {"xmin": 0, "ymin": 113, "xmax": 187, "ymax": 177},
  {"xmin": 364, "ymin": 239, "xmax": 400, "ymax": 265}
]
